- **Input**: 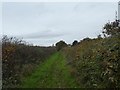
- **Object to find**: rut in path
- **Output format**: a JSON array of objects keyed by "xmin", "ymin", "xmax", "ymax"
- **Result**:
[{"xmin": 21, "ymin": 52, "xmax": 79, "ymax": 88}]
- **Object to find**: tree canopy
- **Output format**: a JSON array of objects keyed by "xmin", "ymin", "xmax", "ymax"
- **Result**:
[
  {"xmin": 103, "ymin": 20, "xmax": 120, "ymax": 37},
  {"xmin": 55, "ymin": 40, "xmax": 67, "ymax": 51}
]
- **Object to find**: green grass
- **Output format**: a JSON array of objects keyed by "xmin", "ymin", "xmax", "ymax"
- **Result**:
[{"xmin": 21, "ymin": 52, "xmax": 79, "ymax": 88}]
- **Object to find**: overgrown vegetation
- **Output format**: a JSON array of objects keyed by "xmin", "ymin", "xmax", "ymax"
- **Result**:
[
  {"xmin": 2, "ymin": 19, "xmax": 120, "ymax": 88},
  {"xmin": 62, "ymin": 20, "xmax": 120, "ymax": 88},
  {"xmin": 2, "ymin": 35, "xmax": 56, "ymax": 88}
]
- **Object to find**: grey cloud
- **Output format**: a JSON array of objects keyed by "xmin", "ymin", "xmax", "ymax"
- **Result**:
[
  {"xmin": 17, "ymin": 30, "xmax": 65, "ymax": 39},
  {"xmin": 3, "ymin": 2, "xmax": 117, "ymax": 46}
]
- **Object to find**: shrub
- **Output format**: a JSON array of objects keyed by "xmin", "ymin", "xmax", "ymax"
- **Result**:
[
  {"xmin": 63, "ymin": 32, "xmax": 120, "ymax": 88},
  {"xmin": 2, "ymin": 35, "xmax": 56, "ymax": 88}
]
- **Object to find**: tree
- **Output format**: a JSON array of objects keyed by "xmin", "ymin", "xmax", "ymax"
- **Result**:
[
  {"xmin": 82, "ymin": 37, "xmax": 91, "ymax": 42},
  {"xmin": 103, "ymin": 20, "xmax": 120, "ymax": 37},
  {"xmin": 97, "ymin": 34, "xmax": 102, "ymax": 39},
  {"xmin": 72, "ymin": 40, "xmax": 78, "ymax": 46},
  {"xmin": 55, "ymin": 40, "xmax": 67, "ymax": 51}
]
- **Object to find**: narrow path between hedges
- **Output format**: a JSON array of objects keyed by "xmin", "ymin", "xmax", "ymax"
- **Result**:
[{"xmin": 21, "ymin": 52, "xmax": 79, "ymax": 88}]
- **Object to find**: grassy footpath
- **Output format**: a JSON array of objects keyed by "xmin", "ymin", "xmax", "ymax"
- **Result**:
[{"xmin": 21, "ymin": 52, "xmax": 79, "ymax": 88}]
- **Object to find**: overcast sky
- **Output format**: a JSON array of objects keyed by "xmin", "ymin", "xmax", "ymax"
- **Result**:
[{"xmin": 3, "ymin": 2, "xmax": 117, "ymax": 46}]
